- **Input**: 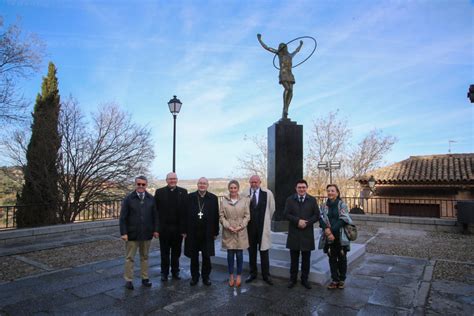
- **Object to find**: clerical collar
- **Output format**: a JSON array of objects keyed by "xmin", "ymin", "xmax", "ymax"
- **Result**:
[
  {"xmin": 198, "ymin": 191, "xmax": 207, "ymax": 198},
  {"xmin": 168, "ymin": 186, "xmax": 176, "ymax": 192}
]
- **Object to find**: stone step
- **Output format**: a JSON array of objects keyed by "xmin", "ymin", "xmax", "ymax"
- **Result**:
[{"xmin": 212, "ymin": 239, "xmax": 365, "ymax": 285}]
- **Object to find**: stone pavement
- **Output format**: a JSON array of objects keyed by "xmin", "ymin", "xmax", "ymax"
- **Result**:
[
  {"xmin": 1, "ymin": 248, "xmax": 472, "ymax": 315},
  {"xmin": 1, "ymin": 222, "xmax": 473, "ymax": 315}
]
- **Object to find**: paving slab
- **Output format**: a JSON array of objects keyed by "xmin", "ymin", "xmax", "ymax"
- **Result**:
[{"xmin": 1, "ymin": 225, "xmax": 473, "ymax": 316}]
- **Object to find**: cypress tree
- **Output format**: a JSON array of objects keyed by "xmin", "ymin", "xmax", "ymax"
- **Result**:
[{"xmin": 17, "ymin": 62, "xmax": 61, "ymax": 227}]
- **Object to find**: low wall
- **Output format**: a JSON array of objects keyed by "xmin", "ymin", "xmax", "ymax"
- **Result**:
[
  {"xmin": 0, "ymin": 219, "xmax": 119, "ymax": 246},
  {"xmin": 351, "ymin": 214, "xmax": 473, "ymax": 233}
]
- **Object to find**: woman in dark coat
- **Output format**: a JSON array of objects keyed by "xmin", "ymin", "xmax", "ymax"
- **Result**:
[
  {"xmin": 184, "ymin": 177, "xmax": 219, "ymax": 286},
  {"xmin": 318, "ymin": 184, "xmax": 352, "ymax": 289}
]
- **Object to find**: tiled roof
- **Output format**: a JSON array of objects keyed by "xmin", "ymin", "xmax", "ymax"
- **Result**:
[{"xmin": 359, "ymin": 154, "xmax": 474, "ymax": 184}]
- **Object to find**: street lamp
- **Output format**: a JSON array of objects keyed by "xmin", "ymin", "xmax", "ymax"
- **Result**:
[
  {"xmin": 317, "ymin": 161, "xmax": 341, "ymax": 184},
  {"xmin": 368, "ymin": 175, "xmax": 376, "ymax": 192},
  {"xmin": 168, "ymin": 95, "xmax": 182, "ymax": 172}
]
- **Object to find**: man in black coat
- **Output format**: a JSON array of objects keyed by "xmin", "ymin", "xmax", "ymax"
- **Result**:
[
  {"xmin": 154, "ymin": 172, "xmax": 188, "ymax": 281},
  {"xmin": 120, "ymin": 176, "xmax": 159, "ymax": 290},
  {"xmin": 284, "ymin": 179, "xmax": 320, "ymax": 289},
  {"xmin": 184, "ymin": 177, "xmax": 219, "ymax": 286}
]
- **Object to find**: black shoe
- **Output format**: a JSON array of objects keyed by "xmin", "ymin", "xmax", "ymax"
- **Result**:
[
  {"xmin": 263, "ymin": 277, "xmax": 274, "ymax": 286},
  {"xmin": 125, "ymin": 281, "xmax": 134, "ymax": 290},
  {"xmin": 190, "ymin": 278, "xmax": 199, "ymax": 286},
  {"xmin": 202, "ymin": 279, "xmax": 212, "ymax": 286},
  {"xmin": 245, "ymin": 275, "xmax": 257, "ymax": 283},
  {"xmin": 172, "ymin": 274, "xmax": 181, "ymax": 280},
  {"xmin": 301, "ymin": 280, "xmax": 312, "ymax": 289},
  {"xmin": 161, "ymin": 275, "xmax": 168, "ymax": 282},
  {"xmin": 142, "ymin": 279, "xmax": 152, "ymax": 287},
  {"xmin": 287, "ymin": 281, "xmax": 296, "ymax": 289}
]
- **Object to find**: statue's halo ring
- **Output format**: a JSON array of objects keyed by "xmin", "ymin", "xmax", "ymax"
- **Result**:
[{"xmin": 272, "ymin": 36, "xmax": 317, "ymax": 70}]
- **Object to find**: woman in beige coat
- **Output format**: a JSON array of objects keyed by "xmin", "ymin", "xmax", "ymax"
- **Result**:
[{"xmin": 219, "ymin": 180, "xmax": 250, "ymax": 287}]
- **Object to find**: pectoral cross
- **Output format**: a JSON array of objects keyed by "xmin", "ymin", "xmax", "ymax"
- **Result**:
[{"xmin": 198, "ymin": 211, "xmax": 203, "ymax": 219}]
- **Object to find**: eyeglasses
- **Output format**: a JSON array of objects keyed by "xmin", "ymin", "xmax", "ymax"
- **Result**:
[{"xmin": 136, "ymin": 183, "xmax": 147, "ymax": 187}]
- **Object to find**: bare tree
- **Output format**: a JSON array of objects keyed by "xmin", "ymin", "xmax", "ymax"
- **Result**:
[
  {"xmin": 0, "ymin": 16, "xmax": 45, "ymax": 123},
  {"xmin": 2, "ymin": 98, "xmax": 154, "ymax": 223},
  {"xmin": 235, "ymin": 111, "xmax": 396, "ymax": 197},
  {"xmin": 348, "ymin": 129, "xmax": 397, "ymax": 179},
  {"xmin": 56, "ymin": 99, "xmax": 154, "ymax": 223},
  {"xmin": 305, "ymin": 111, "xmax": 351, "ymax": 194},
  {"xmin": 236, "ymin": 134, "xmax": 267, "ymax": 185}
]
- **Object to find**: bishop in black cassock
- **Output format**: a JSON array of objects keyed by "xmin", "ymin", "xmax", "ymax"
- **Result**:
[{"xmin": 184, "ymin": 177, "xmax": 219, "ymax": 286}]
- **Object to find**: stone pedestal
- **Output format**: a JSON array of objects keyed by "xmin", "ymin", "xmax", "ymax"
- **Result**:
[{"xmin": 267, "ymin": 119, "xmax": 303, "ymax": 232}]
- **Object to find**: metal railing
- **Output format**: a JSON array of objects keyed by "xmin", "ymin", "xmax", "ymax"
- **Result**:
[
  {"xmin": 0, "ymin": 200, "xmax": 122, "ymax": 230},
  {"xmin": 0, "ymin": 196, "xmax": 464, "ymax": 230},
  {"xmin": 315, "ymin": 196, "xmax": 458, "ymax": 218}
]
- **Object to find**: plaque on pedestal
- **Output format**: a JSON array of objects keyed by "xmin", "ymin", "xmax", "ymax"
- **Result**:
[{"xmin": 268, "ymin": 119, "xmax": 303, "ymax": 232}]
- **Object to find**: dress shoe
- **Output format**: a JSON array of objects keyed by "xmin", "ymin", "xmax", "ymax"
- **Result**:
[
  {"xmin": 301, "ymin": 280, "xmax": 312, "ymax": 289},
  {"xmin": 172, "ymin": 274, "xmax": 181, "ymax": 280},
  {"xmin": 202, "ymin": 279, "xmax": 212, "ymax": 286},
  {"xmin": 245, "ymin": 275, "xmax": 257, "ymax": 283},
  {"xmin": 235, "ymin": 275, "xmax": 241, "ymax": 287},
  {"xmin": 263, "ymin": 277, "xmax": 274, "ymax": 286},
  {"xmin": 141, "ymin": 279, "xmax": 152, "ymax": 287},
  {"xmin": 287, "ymin": 280, "xmax": 296, "ymax": 289},
  {"xmin": 125, "ymin": 281, "xmax": 134, "ymax": 290},
  {"xmin": 161, "ymin": 275, "xmax": 168, "ymax": 282},
  {"xmin": 190, "ymin": 279, "xmax": 199, "ymax": 286}
]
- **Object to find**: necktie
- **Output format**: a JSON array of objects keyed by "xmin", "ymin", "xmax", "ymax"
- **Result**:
[
  {"xmin": 139, "ymin": 193, "xmax": 144, "ymax": 200},
  {"xmin": 299, "ymin": 196, "xmax": 304, "ymax": 203},
  {"xmin": 251, "ymin": 190, "xmax": 257, "ymax": 209}
]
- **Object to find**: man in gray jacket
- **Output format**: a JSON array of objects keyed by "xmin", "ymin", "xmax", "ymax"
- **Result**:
[{"xmin": 120, "ymin": 176, "xmax": 159, "ymax": 290}]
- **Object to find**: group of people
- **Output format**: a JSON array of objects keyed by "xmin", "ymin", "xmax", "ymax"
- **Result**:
[{"xmin": 119, "ymin": 173, "xmax": 353, "ymax": 291}]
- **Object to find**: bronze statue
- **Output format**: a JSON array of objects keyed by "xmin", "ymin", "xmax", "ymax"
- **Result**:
[{"xmin": 257, "ymin": 34, "xmax": 303, "ymax": 120}]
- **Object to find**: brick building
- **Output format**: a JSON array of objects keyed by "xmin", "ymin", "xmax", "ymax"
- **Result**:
[{"xmin": 357, "ymin": 154, "xmax": 474, "ymax": 218}]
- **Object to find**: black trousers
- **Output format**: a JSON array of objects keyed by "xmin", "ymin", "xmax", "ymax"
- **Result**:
[
  {"xmin": 326, "ymin": 242, "xmax": 348, "ymax": 282},
  {"xmin": 159, "ymin": 233, "xmax": 183, "ymax": 276},
  {"xmin": 190, "ymin": 252, "xmax": 211, "ymax": 280},
  {"xmin": 290, "ymin": 250, "xmax": 311, "ymax": 282},
  {"xmin": 248, "ymin": 241, "xmax": 270, "ymax": 279}
]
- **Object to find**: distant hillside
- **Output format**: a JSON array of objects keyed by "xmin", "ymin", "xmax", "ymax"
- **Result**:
[
  {"xmin": 0, "ymin": 166, "xmax": 23, "ymax": 205},
  {"xmin": 148, "ymin": 178, "xmax": 251, "ymax": 196},
  {"xmin": 0, "ymin": 168, "xmax": 253, "ymax": 205}
]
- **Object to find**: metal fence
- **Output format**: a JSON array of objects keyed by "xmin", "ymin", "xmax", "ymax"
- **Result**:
[
  {"xmin": 0, "ymin": 200, "xmax": 122, "ymax": 230},
  {"xmin": 315, "ymin": 196, "xmax": 458, "ymax": 218},
  {"xmin": 0, "ymin": 196, "xmax": 463, "ymax": 230}
]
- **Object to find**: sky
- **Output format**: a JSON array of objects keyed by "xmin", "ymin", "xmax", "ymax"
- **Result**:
[{"xmin": 1, "ymin": 0, "xmax": 473, "ymax": 180}]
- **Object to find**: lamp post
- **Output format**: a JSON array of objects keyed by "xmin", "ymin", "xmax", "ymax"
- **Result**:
[
  {"xmin": 168, "ymin": 95, "xmax": 182, "ymax": 172},
  {"xmin": 317, "ymin": 161, "xmax": 341, "ymax": 184},
  {"xmin": 368, "ymin": 175, "xmax": 376, "ymax": 192}
]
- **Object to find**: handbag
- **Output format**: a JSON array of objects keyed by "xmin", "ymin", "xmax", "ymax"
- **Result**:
[{"xmin": 343, "ymin": 224, "xmax": 358, "ymax": 241}]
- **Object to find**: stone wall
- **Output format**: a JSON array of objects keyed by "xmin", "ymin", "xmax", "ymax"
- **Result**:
[
  {"xmin": 0, "ymin": 220, "xmax": 119, "ymax": 246},
  {"xmin": 351, "ymin": 214, "xmax": 473, "ymax": 233}
]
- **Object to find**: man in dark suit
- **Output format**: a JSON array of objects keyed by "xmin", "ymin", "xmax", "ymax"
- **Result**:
[
  {"xmin": 184, "ymin": 177, "xmax": 219, "ymax": 286},
  {"xmin": 120, "ymin": 176, "xmax": 159, "ymax": 290},
  {"xmin": 284, "ymin": 179, "xmax": 320, "ymax": 289},
  {"xmin": 245, "ymin": 175, "xmax": 275, "ymax": 285},
  {"xmin": 154, "ymin": 172, "xmax": 188, "ymax": 281}
]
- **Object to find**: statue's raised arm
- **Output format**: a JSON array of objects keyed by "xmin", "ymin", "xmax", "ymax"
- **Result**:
[
  {"xmin": 291, "ymin": 40, "xmax": 303, "ymax": 57},
  {"xmin": 257, "ymin": 34, "xmax": 278, "ymax": 54}
]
